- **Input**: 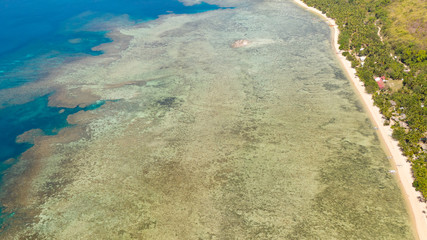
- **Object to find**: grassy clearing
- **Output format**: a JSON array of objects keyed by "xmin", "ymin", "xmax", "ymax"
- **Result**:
[
  {"xmin": 385, "ymin": 79, "xmax": 404, "ymax": 92},
  {"xmin": 386, "ymin": 0, "xmax": 427, "ymax": 48}
]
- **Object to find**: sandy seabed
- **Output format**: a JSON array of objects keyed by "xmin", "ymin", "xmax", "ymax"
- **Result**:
[
  {"xmin": 293, "ymin": 0, "xmax": 427, "ymax": 239},
  {"xmin": 0, "ymin": 0, "xmax": 419, "ymax": 239}
]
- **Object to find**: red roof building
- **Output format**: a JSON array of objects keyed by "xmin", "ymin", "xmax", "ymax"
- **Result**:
[{"xmin": 374, "ymin": 76, "xmax": 385, "ymax": 89}]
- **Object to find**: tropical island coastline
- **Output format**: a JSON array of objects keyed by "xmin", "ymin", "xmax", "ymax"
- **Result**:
[
  {"xmin": 0, "ymin": 0, "xmax": 422, "ymax": 238},
  {"xmin": 292, "ymin": 0, "xmax": 427, "ymax": 238}
]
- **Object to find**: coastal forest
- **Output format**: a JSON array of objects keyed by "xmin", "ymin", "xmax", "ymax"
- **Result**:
[{"xmin": 301, "ymin": 0, "xmax": 427, "ymax": 198}]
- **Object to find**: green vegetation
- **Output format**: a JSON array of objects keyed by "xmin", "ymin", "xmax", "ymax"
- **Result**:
[
  {"xmin": 302, "ymin": 0, "xmax": 427, "ymax": 198},
  {"xmin": 387, "ymin": 0, "xmax": 427, "ymax": 49}
]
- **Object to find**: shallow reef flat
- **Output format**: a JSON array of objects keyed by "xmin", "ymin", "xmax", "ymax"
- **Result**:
[{"xmin": 0, "ymin": 0, "xmax": 414, "ymax": 239}]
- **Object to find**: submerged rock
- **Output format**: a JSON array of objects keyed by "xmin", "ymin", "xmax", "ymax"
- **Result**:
[{"xmin": 231, "ymin": 39, "xmax": 250, "ymax": 48}]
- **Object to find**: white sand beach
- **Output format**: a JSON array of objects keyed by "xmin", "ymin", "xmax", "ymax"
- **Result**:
[
  {"xmin": 292, "ymin": 0, "xmax": 427, "ymax": 239},
  {"xmin": 0, "ymin": 1, "xmax": 419, "ymax": 238}
]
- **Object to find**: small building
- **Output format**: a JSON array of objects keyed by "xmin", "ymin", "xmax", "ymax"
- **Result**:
[
  {"xmin": 360, "ymin": 56, "xmax": 366, "ymax": 61},
  {"xmin": 374, "ymin": 76, "xmax": 385, "ymax": 89},
  {"xmin": 399, "ymin": 120, "xmax": 409, "ymax": 129}
]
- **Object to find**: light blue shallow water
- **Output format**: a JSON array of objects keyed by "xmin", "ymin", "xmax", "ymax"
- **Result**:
[
  {"xmin": 0, "ymin": 0, "xmax": 415, "ymax": 238},
  {"xmin": 0, "ymin": 0, "xmax": 223, "ymax": 229},
  {"xmin": 0, "ymin": 0, "xmax": 224, "ymax": 89},
  {"xmin": 0, "ymin": 0, "xmax": 223, "ymax": 166}
]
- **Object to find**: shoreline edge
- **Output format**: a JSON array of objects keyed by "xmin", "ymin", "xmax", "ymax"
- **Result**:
[{"xmin": 292, "ymin": 0, "xmax": 427, "ymax": 239}]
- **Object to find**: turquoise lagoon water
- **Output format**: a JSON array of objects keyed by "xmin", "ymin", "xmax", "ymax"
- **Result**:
[
  {"xmin": 0, "ymin": 96, "xmax": 106, "ymax": 168},
  {"xmin": 0, "ymin": 0, "xmax": 223, "ymax": 229},
  {"xmin": 0, "ymin": 0, "xmax": 222, "ymax": 167},
  {"xmin": 0, "ymin": 0, "xmax": 415, "ymax": 238},
  {"xmin": 0, "ymin": 0, "xmax": 224, "ymax": 89}
]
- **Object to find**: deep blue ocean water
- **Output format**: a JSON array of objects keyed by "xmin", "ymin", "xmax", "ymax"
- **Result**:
[
  {"xmin": 0, "ymin": 0, "xmax": 223, "ymax": 228},
  {"xmin": 0, "ymin": 0, "xmax": 223, "ymax": 89}
]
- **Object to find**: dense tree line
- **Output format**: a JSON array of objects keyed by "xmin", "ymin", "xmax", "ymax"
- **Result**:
[{"xmin": 302, "ymin": 0, "xmax": 427, "ymax": 198}]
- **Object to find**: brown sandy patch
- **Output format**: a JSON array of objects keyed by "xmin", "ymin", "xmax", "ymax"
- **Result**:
[
  {"xmin": 0, "ymin": 125, "xmax": 89, "ymax": 236},
  {"xmin": 16, "ymin": 129, "xmax": 45, "ymax": 145},
  {"xmin": 48, "ymin": 87, "xmax": 100, "ymax": 108}
]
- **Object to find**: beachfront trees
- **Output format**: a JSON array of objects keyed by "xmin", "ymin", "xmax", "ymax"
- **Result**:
[
  {"xmin": 412, "ymin": 154, "xmax": 427, "ymax": 196},
  {"xmin": 302, "ymin": 0, "xmax": 427, "ymax": 199}
]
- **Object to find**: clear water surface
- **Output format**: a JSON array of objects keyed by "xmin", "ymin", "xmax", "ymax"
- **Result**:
[
  {"xmin": 0, "ymin": 0, "xmax": 223, "ymax": 228},
  {"xmin": 0, "ymin": 0, "xmax": 222, "ymax": 165}
]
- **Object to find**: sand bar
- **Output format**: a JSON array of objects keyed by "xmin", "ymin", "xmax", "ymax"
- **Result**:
[{"xmin": 292, "ymin": 0, "xmax": 427, "ymax": 239}]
